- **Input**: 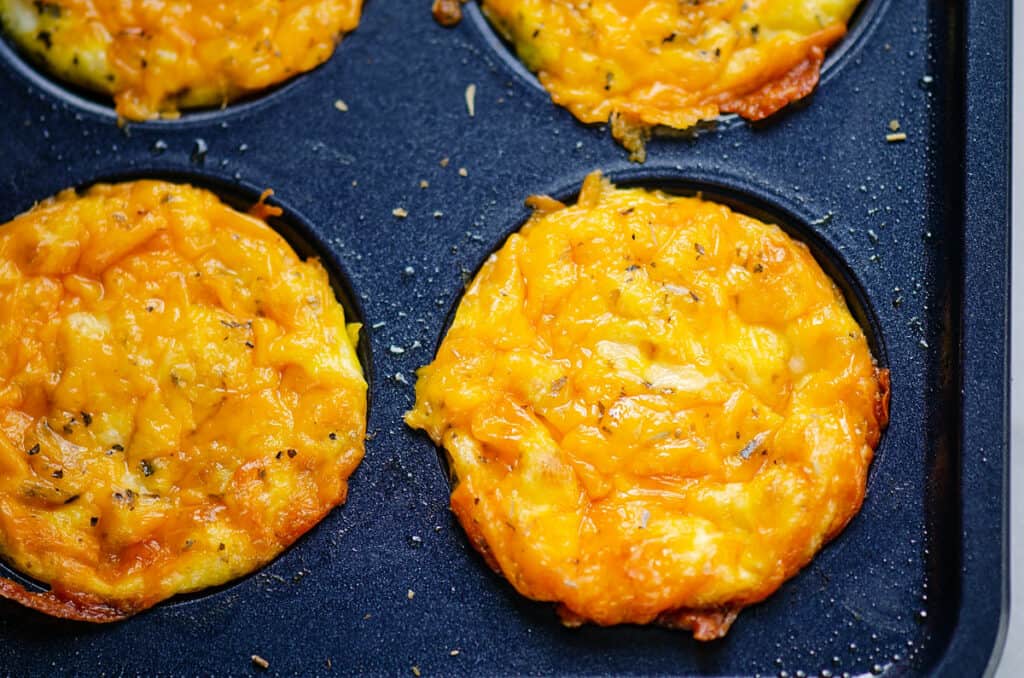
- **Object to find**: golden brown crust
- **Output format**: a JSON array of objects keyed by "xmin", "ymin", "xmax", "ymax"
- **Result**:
[
  {"xmin": 0, "ymin": 578, "xmax": 130, "ymax": 623},
  {"xmin": 558, "ymin": 603, "xmax": 740, "ymax": 640},
  {"xmin": 656, "ymin": 607, "xmax": 741, "ymax": 641},
  {"xmin": 716, "ymin": 45, "xmax": 828, "ymax": 121},
  {"xmin": 874, "ymin": 368, "xmax": 892, "ymax": 432}
]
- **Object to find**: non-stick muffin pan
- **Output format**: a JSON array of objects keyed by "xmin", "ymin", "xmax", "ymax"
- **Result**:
[{"xmin": 0, "ymin": 0, "xmax": 1009, "ymax": 675}]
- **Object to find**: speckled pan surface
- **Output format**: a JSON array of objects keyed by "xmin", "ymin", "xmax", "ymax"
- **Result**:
[{"xmin": 0, "ymin": 0, "xmax": 1009, "ymax": 676}]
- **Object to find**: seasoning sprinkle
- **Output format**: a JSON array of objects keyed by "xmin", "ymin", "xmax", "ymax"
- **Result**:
[
  {"xmin": 465, "ymin": 83, "xmax": 477, "ymax": 117},
  {"xmin": 27, "ymin": 444, "xmax": 40, "ymax": 456},
  {"xmin": 458, "ymin": 167, "xmax": 468, "ymax": 177},
  {"xmin": 251, "ymin": 655, "xmax": 270, "ymax": 670},
  {"xmin": 407, "ymin": 589, "xmax": 415, "ymax": 599},
  {"xmin": 411, "ymin": 666, "xmax": 421, "ymax": 677},
  {"xmin": 392, "ymin": 207, "xmax": 409, "ymax": 218},
  {"xmin": 888, "ymin": 119, "xmax": 901, "ymax": 132},
  {"xmin": 333, "ymin": 99, "xmax": 349, "ymax": 112}
]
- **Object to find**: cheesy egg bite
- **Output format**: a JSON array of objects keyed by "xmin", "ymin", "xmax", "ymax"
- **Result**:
[
  {"xmin": 0, "ymin": 181, "xmax": 366, "ymax": 621},
  {"xmin": 478, "ymin": 0, "xmax": 861, "ymax": 160},
  {"xmin": 406, "ymin": 172, "xmax": 889, "ymax": 639},
  {"xmin": 0, "ymin": 0, "xmax": 362, "ymax": 120}
]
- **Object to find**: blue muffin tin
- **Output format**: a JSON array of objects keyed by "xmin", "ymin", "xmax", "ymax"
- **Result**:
[{"xmin": 0, "ymin": 0, "xmax": 1009, "ymax": 675}]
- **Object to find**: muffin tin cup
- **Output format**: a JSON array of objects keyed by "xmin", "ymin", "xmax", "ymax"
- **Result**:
[
  {"xmin": 462, "ymin": 0, "xmax": 893, "ymax": 132},
  {"xmin": 0, "ymin": 37, "xmax": 312, "ymax": 128},
  {"xmin": 0, "ymin": 0, "xmax": 1009, "ymax": 675}
]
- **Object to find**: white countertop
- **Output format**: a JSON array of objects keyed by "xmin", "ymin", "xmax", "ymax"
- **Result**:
[{"xmin": 991, "ymin": 5, "xmax": 1019, "ymax": 676}]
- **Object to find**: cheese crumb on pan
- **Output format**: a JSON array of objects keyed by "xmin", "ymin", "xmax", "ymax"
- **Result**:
[
  {"xmin": 0, "ymin": 0, "xmax": 363, "ymax": 120},
  {"xmin": 406, "ymin": 171, "xmax": 889, "ymax": 639},
  {"xmin": 0, "ymin": 180, "xmax": 367, "ymax": 621},
  {"xmin": 476, "ymin": 0, "xmax": 861, "ymax": 160},
  {"xmin": 465, "ymin": 83, "xmax": 477, "ymax": 117}
]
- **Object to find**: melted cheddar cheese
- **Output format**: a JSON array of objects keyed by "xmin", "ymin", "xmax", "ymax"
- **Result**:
[
  {"xmin": 0, "ymin": 0, "xmax": 362, "ymax": 120},
  {"xmin": 480, "ymin": 0, "xmax": 860, "ymax": 160},
  {"xmin": 406, "ymin": 172, "xmax": 888, "ymax": 639},
  {"xmin": 0, "ymin": 181, "xmax": 366, "ymax": 621}
]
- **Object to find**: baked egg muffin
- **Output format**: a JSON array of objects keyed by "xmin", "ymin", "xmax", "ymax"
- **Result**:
[
  {"xmin": 0, "ymin": 181, "xmax": 366, "ymax": 621},
  {"xmin": 405, "ymin": 172, "xmax": 889, "ymax": 639},
  {"xmin": 478, "ymin": 0, "xmax": 861, "ymax": 160},
  {"xmin": 0, "ymin": 0, "xmax": 362, "ymax": 120}
]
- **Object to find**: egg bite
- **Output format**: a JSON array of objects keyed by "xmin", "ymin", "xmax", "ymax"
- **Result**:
[
  {"xmin": 0, "ymin": 0, "xmax": 362, "ymax": 120},
  {"xmin": 405, "ymin": 172, "xmax": 889, "ymax": 639},
  {"xmin": 0, "ymin": 181, "xmax": 366, "ymax": 621},
  {"xmin": 477, "ymin": 0, "xmax": 861, "ymax": 160}
]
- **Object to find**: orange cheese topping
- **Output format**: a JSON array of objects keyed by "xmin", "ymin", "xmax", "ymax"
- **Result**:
[
  {"xmin": 0, "ymin": 181, "xmax": 366, "ymax": 620},
  {"xmin": 405, "ymin": 172, "xmax": 888, "ymax": 639},
  {"xmin": 0, "ymin": 0, "xmax": 362, "ymax": 119},
  {"xmin": 480, "ymin": 0, "xmax": 860, "ymax": 159}
]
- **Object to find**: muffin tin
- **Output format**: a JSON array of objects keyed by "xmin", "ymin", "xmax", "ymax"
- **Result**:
[{"xmin": 0, "ymin": 0, "xmax": 1009, "ymax": 675}]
